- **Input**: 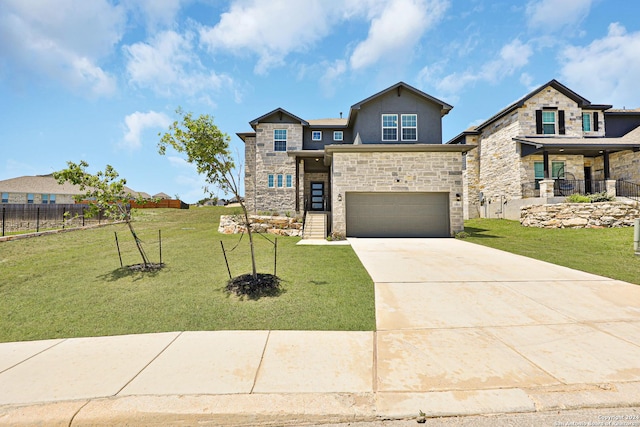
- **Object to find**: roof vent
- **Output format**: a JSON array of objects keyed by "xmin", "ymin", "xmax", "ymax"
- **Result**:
[{"xmin": 340, "ymin": 112, "xmax": 343, "ymax": 118}]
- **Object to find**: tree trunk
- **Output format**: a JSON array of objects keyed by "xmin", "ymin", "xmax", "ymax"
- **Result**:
[
  {"xmin": 240, "ymin": 202, "xmax": 257, "ymax": 280},
  {"xmin": 127, "ymin": 220, "xmax": 149, "ymax": 267}
]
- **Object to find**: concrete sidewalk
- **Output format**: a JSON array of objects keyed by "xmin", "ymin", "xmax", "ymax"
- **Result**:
[{"xmin": 1, "ymin": 238, "xmax": 640, "ymax": 425}]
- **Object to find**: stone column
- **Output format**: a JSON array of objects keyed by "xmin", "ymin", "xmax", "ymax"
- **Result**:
[
  {"xmin": 539, "ymin": 179, "xmax": 555, "ymax": 199},
  {"xmin": 606, "ymin": 179, "xmax": 617, "ymax": 197}
]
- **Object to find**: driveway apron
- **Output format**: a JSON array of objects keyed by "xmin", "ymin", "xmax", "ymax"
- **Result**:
[{"xmin": 349, "ymin": 238, "xmax": 640, "ymax": 417}]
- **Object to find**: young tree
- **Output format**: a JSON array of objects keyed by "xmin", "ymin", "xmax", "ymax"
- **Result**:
[
  {"xmin": 53, "ymin": 161, "xmax": 151, "ymax": 268},
  {"xmin": 158, "ymin": 108, "xmax": 258, "ymax": 280}
]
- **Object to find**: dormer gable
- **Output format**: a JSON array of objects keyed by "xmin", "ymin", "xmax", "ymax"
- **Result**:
[{"xmin": 249, "ymin": 108, "xmax": 309, "ymax": 130}]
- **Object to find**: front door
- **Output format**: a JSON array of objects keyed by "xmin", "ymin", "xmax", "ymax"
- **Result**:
[
  {"xmin": 584, "ymin": 166, "xmax": 592, "ymax": 194},
  {"xmin": 310, "ymin": 182, "xmax": 325, "ymax": 211}
]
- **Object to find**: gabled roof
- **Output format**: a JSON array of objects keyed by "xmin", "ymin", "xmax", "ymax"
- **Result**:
[
  {"xmin": 348, "ymin": 82, "xmax": 453, "ymax": 123},
  {"xmin": 307, "ymin": 118, "xmax": 348, "ymax": 127},
  {"xmin": 474, "ymin": 79, "xmax": 612, "ymax": 132},
  {"xmin": 0, "ymin": 174, "xmax": 84, "ymax": 195},
  {"xmin": 249, "ymin": 108, "xmax": 309, "ymax": 130}
]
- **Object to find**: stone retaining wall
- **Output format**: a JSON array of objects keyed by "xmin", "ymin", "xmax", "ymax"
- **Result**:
[
  {"xmin": 218, "ymin": 215, "xmax": 303, "ymax": 237},
  {"xmin": 521, "ymin": 202, "xmax": 639, "ymax": 228}
]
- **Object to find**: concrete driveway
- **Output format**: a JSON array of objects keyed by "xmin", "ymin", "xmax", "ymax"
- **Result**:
[{"xmin": 349, "ymin": 238, "xmax": 640, "ymax": 417}]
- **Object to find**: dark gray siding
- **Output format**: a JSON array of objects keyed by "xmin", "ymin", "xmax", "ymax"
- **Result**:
[
  {"xmin": 351, "ymin": 90, "xmax": 443, "ymax": 144},
  {"xmin": 302, "ymin": 128, "xmax": 353, "ymax": 149},
  {"xmin": 604, "ymin": 113, "xmax": 640, "ymax": 137}
]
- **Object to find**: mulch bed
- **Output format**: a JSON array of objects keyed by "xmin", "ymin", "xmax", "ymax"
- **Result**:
[{"xmin": 226, "ymin": 273, "xmax": 281, "ymax": 298}]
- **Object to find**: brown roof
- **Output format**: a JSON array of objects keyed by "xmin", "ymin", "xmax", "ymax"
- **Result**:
[
  {"xmin": 607, "ymin": 108, "xmax": 640, "ymax": 113},
  {"xmin": 307, "ymin": 118, "xmax": 348, "ymax": 127},
  {"xmin": 0, "ymin": 174, "xmax": 85, "ymax": 195}
]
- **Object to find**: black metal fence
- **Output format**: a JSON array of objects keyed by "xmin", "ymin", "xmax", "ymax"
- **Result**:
[
  {"xmin": 1, "ymin": 204, "xmax": 109, "ymax": 236},
  {"xmin": 617, "ymin": 180, "xmax": 640, "ymax": 201},
  {"xmin": 553, "ymin": 179, "xmax": 607, "ymax": 197}
]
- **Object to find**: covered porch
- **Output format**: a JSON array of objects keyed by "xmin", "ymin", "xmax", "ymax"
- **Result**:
[{"xmin": 516, "ymin": 137, "xmax": 640, "ymax": 200}]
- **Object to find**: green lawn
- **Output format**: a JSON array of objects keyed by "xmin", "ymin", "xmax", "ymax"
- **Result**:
[
  {"xmin": 464, "ymin": 218, "xmax": 640, "ymax": 285},
  {"xmin": 0, "ymin": 207, "xmax": 375, "ymax": 343}
]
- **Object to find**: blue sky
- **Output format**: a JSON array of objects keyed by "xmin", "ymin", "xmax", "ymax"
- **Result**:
[{"xmin": 1, "ymin": 0, "xmax": 639, "ymax": 203}]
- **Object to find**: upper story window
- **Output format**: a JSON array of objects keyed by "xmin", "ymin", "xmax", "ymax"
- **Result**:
[
  {"xmin": 50, "ymin": 194, "xmax": 56, "ymax": 204},
  {"xmin": 1, "ymin": 193, "xmax": 8, "ymax": 203},
  {"xmin": 582, "ymin": 112, "xmax": 599, "ymax": 132},
  {"xmin": 27, "ymin": 193, "xmax": 34, "ymax": 204},
  {"xmin": 311, "ymin": 130, "xmax": 322, "ymax": 141},
  {"xmin": 542, "ymin": 111, "xmax": 556, "ymax": 134},
  {"xmin": 42, "ymin": 194, "xmax": 49, "ymax": 204},
  {"xmin": 536, "ymin": 109, "xmax": 566, "ymax": 135},
  {"xmin": 401, "ymin": 114, "xmax": 417, "ymax": 141},
  {"xmin": 274, "ymin": 129, "xmax": 287, "ymax": 152},
  {"xmin": 382, "ymin": 114, "xmax": 398, "ymax": 141},
  {"xmin": 333, "ymin": 131, "xmax": 343, "ymax": 141}
]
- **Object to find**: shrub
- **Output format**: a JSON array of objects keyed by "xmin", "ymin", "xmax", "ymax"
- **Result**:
[
  {"xmin": 566, "ymin": 193, "xmax": 591, "ymax": 203},
  {"xmin": 588, "ymin": 192, "xmax": 615, "ymax": 203},
  {"xmin": 455, "ymin": 231, "xmax": 470, "ymax": 239},
  {"xmin": 327, "ymin": 231, "xmax": 346, "ymax": 241}
]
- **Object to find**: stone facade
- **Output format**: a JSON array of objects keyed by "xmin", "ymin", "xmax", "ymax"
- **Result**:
[
  {"xmin": 464, "ymin": 83, "xmax": 612, "ymax": 219},
  {"xmin": 218, "ymin": 215, "xmax": 303, "ymax": 237},
  {"xmin": 461, "ymin": 134, "xmax": 480, "ymax": 219},
  {"xmin": 521, "ymin": 202, "xmax": 639, "ymax": 228},
  {"xmin": 1, "ymin": 193, "xmax": 76, "ymax": 204},
  {"xmin": 331, "ymin": 150, "xmax": 464, "ymax": 235},
  {"xmin": 610, "ymin": 150, "xmax": 640, "ymax": 183},
  {"xmin": 251, "ymin": 123, "xmax": 302, "ymax": 214}
]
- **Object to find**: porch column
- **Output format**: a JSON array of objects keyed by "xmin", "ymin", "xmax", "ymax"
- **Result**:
[
  {"xmin": 606, "ymin": 179, "xmax": 617, "ymax": 197},
  {"xmin": 539, "ymin": 179, "xmax": 555, "ymax": 198},
  {"xmin": 543, "ymin": 150, "xmax": 550, "ymax": 179},
  {"xmin": 603, "ymin": 150, "xmax": 610, "ymax": 179}
]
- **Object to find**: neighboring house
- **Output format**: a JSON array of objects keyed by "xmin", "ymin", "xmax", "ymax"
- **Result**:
[
  {"xmin": 0, "ymin": 174, "xmax": 83, "ymax": 204},
  {"xmin": 446, "ymin": 79, "xmax": 640, "ymax": 219},
  {"xmin": 0, "ymin": 174, "xmax": 150, "ymax": 205},
  {"xmin": 239, "ymin": 82, "xmax": 474, "ymax": 238}
]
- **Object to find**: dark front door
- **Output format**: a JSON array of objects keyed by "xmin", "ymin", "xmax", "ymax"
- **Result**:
[
  {"xmin": 584, "ymin": 166, "xmax": 592, "ymax": 194},
  {"xmin": 310, "ymin": 182, "xmax": 325, "ymax": 211}
]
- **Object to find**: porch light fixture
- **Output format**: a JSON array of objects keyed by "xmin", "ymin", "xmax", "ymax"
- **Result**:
[
  {"xmin": 337, "ymin": 194, "xmax": 342, "ymax": 202},
  {"xmin": 559, "ymin": 149, "xmax": 564, "ymax": 152}
]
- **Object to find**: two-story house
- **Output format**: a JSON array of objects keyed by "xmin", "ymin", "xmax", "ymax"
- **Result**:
[
  {"xmin": 447, "ymin": 79, "xmax": 640, "ymax": 219},
  {"xmin": 239, "ymin": 82, "xmax": 475, "ymax": 238}
]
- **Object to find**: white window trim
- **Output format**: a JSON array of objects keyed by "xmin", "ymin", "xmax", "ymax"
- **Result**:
[
  {"xmin": 401, "ymin": 114, "xmax": 418, "ymax": 141},
  {"xmin": 277, "ymin": 174, "xmax": 283, "ymax": 188},
  {"xmin": 542, "ymin": 110, "xmax": 556, "ymax": 135},
  {"xmin": 333, "ymin": 131, "xmax": 343, "ymax": 141},
  {"xmin": 286, "ymin": 174, "xmax": 293, "ymax": 188},
  {"xmin": 582, "ymin": 112, "xmax": 592, "ymax": 132},
  {"xmin": 274, "ymin": 129, "xmax": 287, "ymax": 151},
  {"xmin": 382, "ymin": 114, "xmax": 398, "ymax": 142},
  {"xmin": 312, "ymin": 130, "xmax": 322, "ymax": 141},
  {"xmin": 268, "ymin": 174, "xmax": 275, "ymax": 188}
]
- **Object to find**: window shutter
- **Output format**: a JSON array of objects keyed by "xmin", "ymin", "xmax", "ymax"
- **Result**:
[
  {"xmin": 558, "ymin": 110, "xmax": 565, "ymax": 135},
  {"xmin": 535, "ymin": 110, "xmax": 543, "ymax": 134},
  {"xmin": 593, "ymin": 112, "xmax": 599, "ymax": 131}
]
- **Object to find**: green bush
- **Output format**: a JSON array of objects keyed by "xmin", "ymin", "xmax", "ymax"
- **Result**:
[
  {"xmin": 566, "ymin": 193, "xmax": 591, "ymax": 203},
  {"xmin": 588, "ymin": 192, "xmax": 615, "ymax": 202}
]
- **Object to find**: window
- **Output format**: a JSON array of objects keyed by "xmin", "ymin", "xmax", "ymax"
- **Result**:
[
  {"xmin": 277, "ymin": 174, "xmax": 283, "ymax": 187},
  {"xmin": 382, "ymin": 114, "xmax": 398, "ymax": 141},
  {"xmin": 286, "ymin": 174, "xmax": 292, "ymax": 188},
  {"xmin": 312, "ymin": 130, "xmax": 322, "ymax": 141},
  {"xmin": 27, "ymin": 193, "xmax": 34, "ymax": 204},
  {"xmin": 542, "ymin": 111, "xmax": 555, "ymax": 134},
  {"xmin": 1, "ymin": 193, "xmax": 8, "ymax": 203},
  {"xmin": 274, "ymin": 129, "xmax": 287, "ymax": 151},
  {"xmin": 50, "ymin": 194, "xmax": 56, "ymax": 204},
  {"xmin": 268, "ymin": 174, "xmax": 274, "ymax": 188},
  {"xmin": 333, "ymin": 131, "xmax": 343, "ymax": 141},
  {"xmin": 401, "ymin": 114, "xmax": 417, "ymax": 141},
  {"xmin": 582, "ymin": 113, "xmax": 591, "ymax": 132},
  {"xmin": 42, "ymin": 194, "xmax": 49, "ymax": 204},
  {"xmin": 534, "ymin": 161, "xmax": 565, "ymax": 182}
]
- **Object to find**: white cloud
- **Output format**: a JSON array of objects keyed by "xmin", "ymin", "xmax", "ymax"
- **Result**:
[
  {"xmin": 200, "ymin": 0, "xmax": 449, "ymax": 75},
  {"xmin": 429, "ymin": 39, "xmax": 533, "ymax": 95},
  {"xmin": 124, "ymin": 30, "xmax": 234, "ymax": 100},
  {"xmin": 123, "ymin": 0, "xmax": 183, "ymax": 30},
  {"xmin": 349, "ymin": 0, "xmax": 449, "ymax": 70},
  {"xmin": 121, "ymin": 111, "xmax": 172, "ymax": 150},
  {"xmin": 0, "ymin": 0, "xmax": 124, "ymax": 96},
  {"xmin": 526, "ymin": 0, "xmax": 592, "ymax": 33},
  {"xmin": 320, "ymin": 60, "xmax": 347, "ymax": 95},
  {"xmin": 559, "ymin": 23, "xmax": 640, "ymax": 108},
  {"xmin": 200, "ymin": 0, "xmax": 335, "ymax": 74}
]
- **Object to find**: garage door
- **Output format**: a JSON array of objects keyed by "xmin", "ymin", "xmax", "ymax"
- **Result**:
[{"xmin": 345, "ymin": 192, "xmax": 450, "ymax": 237}]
